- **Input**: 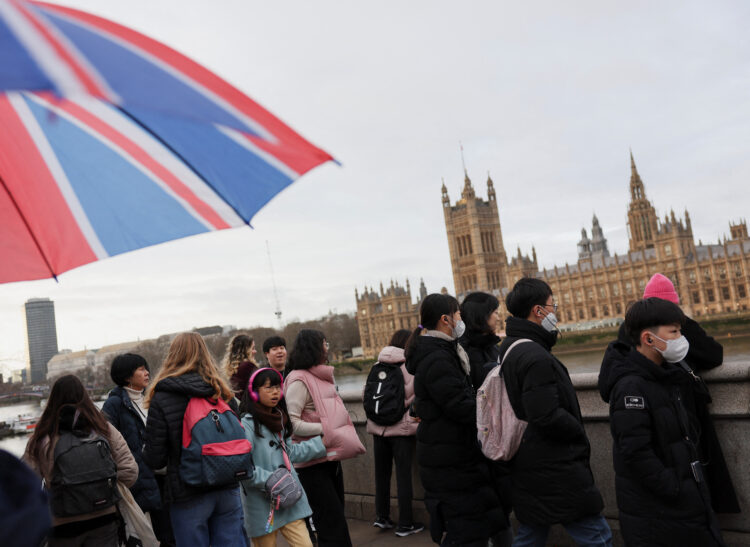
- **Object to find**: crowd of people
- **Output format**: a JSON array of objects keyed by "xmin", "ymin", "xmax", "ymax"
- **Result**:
[{"xmin": 8, "ymin": 272, "xmax": 740, "ymax": 546}]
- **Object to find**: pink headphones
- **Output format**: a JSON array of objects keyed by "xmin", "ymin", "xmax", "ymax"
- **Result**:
[{"xmin": 248, "ymin": 367, "xmax": 284, "ymax": 402}]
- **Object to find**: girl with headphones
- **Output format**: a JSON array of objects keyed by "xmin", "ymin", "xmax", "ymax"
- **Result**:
[{"xmin": 239, "ymin": 368, "xmax": 325, "ymax": 547}]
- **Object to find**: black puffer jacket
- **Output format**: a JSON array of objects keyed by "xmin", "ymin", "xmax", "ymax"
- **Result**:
[
  {"xmin": 500, "ymin": 317, "xmax": 603, "ymax": 526},
  {"xmin": 458, "ymin": 330, "xmax": 512, "ymax": 517},
  {"xmin": 613, "ymin": 319, "xmax": 739, "ymax": 513},
  {"xmin": 406, "ymin": 334, "xmax": 504, "ymax": 543},
  {"xmin": 102, "ymin": 386, "xmax": 162, "ymax": 512},
  {"xmin": 459, "ymin": 330, "xmax": 501, "ymax": 389},
  {"xmin": 598, "ymin": 342, "xmax": 721, "ymax": 546},
  {"xmin": 143, "ymin": 373, "xmax": 238, "ymax": 505}
]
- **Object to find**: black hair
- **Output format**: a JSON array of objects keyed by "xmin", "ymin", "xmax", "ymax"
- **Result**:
[
  {"xmin": 287, "ymin": 329, "xmax": 327, "ymax": 371},
  {"xmin": 110, "ymin": 353, "xmax": 149, "ymax": 387},
  {"xmin": 460, "ymin": 292, "xmax": 500, "ymax": 334},
  {"xmin": 27, "ymin": 375, "xmax": 110, "ymax": 465},
  {"xmin": 262, "ymin": 336, "xmax": 286, "ymax": 354},
  {"xmin": 404, "ymin": 293, "xmax": 459, "ymax": 359},
  {"xmin": 624, "ymin": 297, "xmax": 686, "ymax": 346},
  {"xmin": 238, "ymin": 368, "xmax": 292, "ymax": 438},
  {"xmin": 388, "ymin": 329, "xmax": 411, "ymax": 349},
  {"xmin": 505, "ymin": 278, "xmax": 553, "ymax": 318}
]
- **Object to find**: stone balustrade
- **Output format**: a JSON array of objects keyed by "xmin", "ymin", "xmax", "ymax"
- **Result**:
[{"xmin": 337, "ymin": 361, "xmax": 750, "ymax": 546}]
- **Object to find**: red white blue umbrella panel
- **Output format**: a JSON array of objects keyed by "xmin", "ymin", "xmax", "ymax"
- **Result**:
[{"xmin": 0, "ymin": 1, "xmax": 334, "ymax": 283}]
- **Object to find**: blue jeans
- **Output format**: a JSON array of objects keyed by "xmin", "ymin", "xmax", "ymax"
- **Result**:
[
  {"xmin": 170, "ymin": 487, "xmax": 247, "ymax": 546},
  {"xmin": 512, "ymin": 515, "xmax": 612, "ymax": 547}
]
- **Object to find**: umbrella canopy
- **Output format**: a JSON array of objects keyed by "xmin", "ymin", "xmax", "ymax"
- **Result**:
[{"xmin": 0, "ymin": 0, "xmax": 333, "ymax": 283}]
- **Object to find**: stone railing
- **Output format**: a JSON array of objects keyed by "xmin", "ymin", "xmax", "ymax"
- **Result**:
[{"xmin": 337, "ymin": 362, "xmax": 750, "ymax": 546}]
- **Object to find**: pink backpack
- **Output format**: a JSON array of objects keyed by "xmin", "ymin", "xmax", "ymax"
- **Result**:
[{"xmin": 476, "ymin": 338, "xmax": 531, "ymax": 461}]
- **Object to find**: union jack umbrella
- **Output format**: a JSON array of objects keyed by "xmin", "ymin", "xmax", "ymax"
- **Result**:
[{"xmin": 0, "ymin": 0, "xmax": 334, "ymax": 283}]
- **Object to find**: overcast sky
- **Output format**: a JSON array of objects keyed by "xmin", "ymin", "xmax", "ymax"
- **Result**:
[{"xmin": 2, "ymin": 0, "xmax": 749, "ymax": 373}]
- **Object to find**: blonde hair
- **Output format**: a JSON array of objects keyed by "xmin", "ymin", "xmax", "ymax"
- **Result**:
[
  {"xmin": 145, "ymin": 332, "xmax": 234, "ymax": 406},
  {"xmin": 222, "ymin": 334, "xmax": 255, "ymax": 379}
]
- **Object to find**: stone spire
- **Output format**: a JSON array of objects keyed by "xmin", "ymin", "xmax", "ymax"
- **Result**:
[
  {"xmin": 487, "ymin": 172, "xmax": 496, "ymax": 201},
  {"xmin": 590, "ymin": 213, "xmax": 610, "ymax": 258},
  {"xmin": 577, "ymin": 228, "xmax": 591, "ymax": 259},
  {"xmin": 441, "ymin": 178, "xmax": 450, "ymax": 206},
  {"xmin": 630, "ymin": 149, "xmax": 646, "ymax": 201},
  {"xmin": 461, "ymin": 171, "xmax": 475, "ymax": 200}
]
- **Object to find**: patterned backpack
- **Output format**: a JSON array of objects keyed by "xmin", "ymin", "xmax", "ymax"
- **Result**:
[
  {"xmin": 476, "ymin": 339, "xmax": 531, "ymax": 461},
  {"xmin": 180, "ymin": 397, "xmax": 253, "ymax": 486}
]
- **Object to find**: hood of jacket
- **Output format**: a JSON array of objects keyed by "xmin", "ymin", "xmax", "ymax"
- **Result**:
[
  {"xmin": 153, "ymin": 372, "xmax": 215, "ymax": 398},
  {"xmin": 504, "ymin": 316, "xmax": 558, "ymax": 350},
  {"xmin": 405, "ymin": 334, "xmax": 458, "ymax": 376},
  {"xmin": 297, "ymin": 363, "xmax": 335, "ymax": 384},
  {"xmin": 598, "ymin": 342, "xmax": 685, "ymax": 403},
  {"xmin": 378, "ymin": 345, "xmax": 405, "ymax": 364},
  {"xmin": 459, "ymin": 330, "xmax": 501, "ymax": 351}
]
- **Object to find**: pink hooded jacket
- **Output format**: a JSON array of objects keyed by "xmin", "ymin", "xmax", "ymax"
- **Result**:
[
  {"xmin": 365, "ymin": 346, "xmax": 418, "ymax": 437},
  {"xmin": 286, "ymin": 364, "xmax": 365, "ymax": 468}
]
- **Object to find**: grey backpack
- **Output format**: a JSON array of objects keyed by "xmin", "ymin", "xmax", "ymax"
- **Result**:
[{"xmin": 49, "ymin": 430, "xmax": 118, "ymax": 517}]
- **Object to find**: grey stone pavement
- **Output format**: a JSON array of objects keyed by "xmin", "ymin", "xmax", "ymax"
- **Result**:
[{"xmin": 277, "ymin": 518, "xmax": 434, "ymax": 546}]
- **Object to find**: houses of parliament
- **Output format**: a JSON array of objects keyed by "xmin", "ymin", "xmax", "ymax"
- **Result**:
[{"xmin": 355, "ymin": 153, "xmax": 750, "ymax": 358}]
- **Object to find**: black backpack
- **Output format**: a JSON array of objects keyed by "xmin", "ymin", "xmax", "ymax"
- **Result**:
[
  {"xmin": 49, "ymin": 430, "xmax": 118, "ymax": 518},
  {"xmin": 363, "ymin": 362, "xmax": 407, "ymax": 426}
]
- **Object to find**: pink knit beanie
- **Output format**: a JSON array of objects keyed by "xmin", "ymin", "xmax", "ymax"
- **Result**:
[{"xmin": 643, "ymin": 273, "xmax": 680, "ymax": 304}]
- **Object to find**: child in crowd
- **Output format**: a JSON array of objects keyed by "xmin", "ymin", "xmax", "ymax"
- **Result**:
[
  {"xmin": 240, "ymin": 368, "xmax": 325, "ymax": 547},
  {"xmin": 599, "ymin": 298, "xmax": 725, "ymax": 546}
]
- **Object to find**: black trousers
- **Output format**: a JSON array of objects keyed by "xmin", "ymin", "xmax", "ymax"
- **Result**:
[
  {"xmin": 297, "ymin": 460, "xmax": 352, "ymax": 547},
  {"xmin": 151, "ymin": 474, "xmax": 175, "ymax": 546},
  {"xmin": 373, "ymin": 435, "xmax": 415, "ymax": 526}
]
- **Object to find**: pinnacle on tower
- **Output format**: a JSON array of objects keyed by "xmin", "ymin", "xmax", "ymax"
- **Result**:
[
  {"xmin": 461, "ymin": 171, "xmax": 475, "ymax": 200},
  {"xmin": 629, "ymin": 149, "xmax": 646, "ymax": 201},
  {"xmin": 486, "ymin": 171, "xmax": 496, "ymax": 201},
  {"xmin": 442, "ymin": 178, "xmax": 450, "ymax": 205}
]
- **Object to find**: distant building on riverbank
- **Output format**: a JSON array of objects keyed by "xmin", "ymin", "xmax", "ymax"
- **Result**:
[
  {"xmin": 46, "ymin": 340, "xmax": 140, "ymax": 380},
  {"xmin": 442, "ymin": 152, "xmax": 749, "ymax": 326},
  {"xmin": 25, "ymin": 298, "xmax": 58, "ymax": 384},
  {"xmin": 355, "ymin": 279, "xmax": 427, "ymax": 358}
]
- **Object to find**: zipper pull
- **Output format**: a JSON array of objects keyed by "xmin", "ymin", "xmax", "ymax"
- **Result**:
[{"xmin": 211, "ymin": 410, "xmax": 224, "ymax": 432}]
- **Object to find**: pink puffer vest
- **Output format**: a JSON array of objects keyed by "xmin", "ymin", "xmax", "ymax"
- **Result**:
[
  {"xmin": 286, "ymin": 365, "xmax": 365, "ymax": 468},
  {"xmin": 365, "ymin": 346, "xmax": 418, "ymax": 437}
]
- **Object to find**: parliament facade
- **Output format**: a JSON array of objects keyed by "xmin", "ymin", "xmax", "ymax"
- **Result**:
[{"xmin": 356, "ymin": 153, "xmax": 750, "ymax": 358}]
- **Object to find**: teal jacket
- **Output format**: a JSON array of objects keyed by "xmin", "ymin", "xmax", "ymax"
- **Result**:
[{"xmin": 240, "ymin": 413, "xmax": 325, "ymax": 538}]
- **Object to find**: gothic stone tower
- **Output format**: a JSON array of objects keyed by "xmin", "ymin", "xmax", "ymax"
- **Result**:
[
  {"xmin": 627, "ymin": 151, "xmax": 660, "ymax": 252},
  {"xmin": 443, "ymin": 172, "xmax": 508, "ymax": 297}
]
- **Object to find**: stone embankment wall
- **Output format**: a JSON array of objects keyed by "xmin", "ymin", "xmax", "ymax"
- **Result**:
[{"xmin": 339, "ymin": 362, "xmax": 750, "ymax": 546}]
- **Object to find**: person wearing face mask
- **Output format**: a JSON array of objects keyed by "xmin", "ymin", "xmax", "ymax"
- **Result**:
[
  {"xmin": 598, "ymin": 298, "xmax": 726, "ymax": 546},
  {"xmin": 603, "ymin": 273, "xmax": 740, "ymax": 516},
  {"xmin": 500, "ymin": 278, "xmax": 610, "ymax": 547},
  {"xmin": 405, "ymin": 293, "xmax": 503, "ymax": 547}
]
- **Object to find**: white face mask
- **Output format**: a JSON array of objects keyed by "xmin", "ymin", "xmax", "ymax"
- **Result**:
[
  {"xmin": 651, "ymin": 334, "xmax": 690, "ymax": 363},
  {"xmin": 541, "ymin": 311, "xmax": 558, "ymax": 332},
  {"xmin": 446, "ymin": 316, "xmax": 466, "ymax": 339}
]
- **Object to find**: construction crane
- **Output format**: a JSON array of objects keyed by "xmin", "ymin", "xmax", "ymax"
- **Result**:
[{"xmin": 266, "ymin": 240, "xmax": 283, "ymax": 329}]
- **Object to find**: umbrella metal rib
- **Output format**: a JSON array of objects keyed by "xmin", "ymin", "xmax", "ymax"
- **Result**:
[{"xmin": 0, "ymin": 172, "xmax": 58, "ymax": 281}]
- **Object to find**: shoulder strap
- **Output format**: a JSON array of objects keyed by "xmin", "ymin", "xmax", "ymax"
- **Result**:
[
  {"xmin": 277, "ymin": 431, "xmax": 292, "ymax": 471},
  {"xmin": 500, "ymin": 338, "xmax": 532, "ymax": 368}
]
